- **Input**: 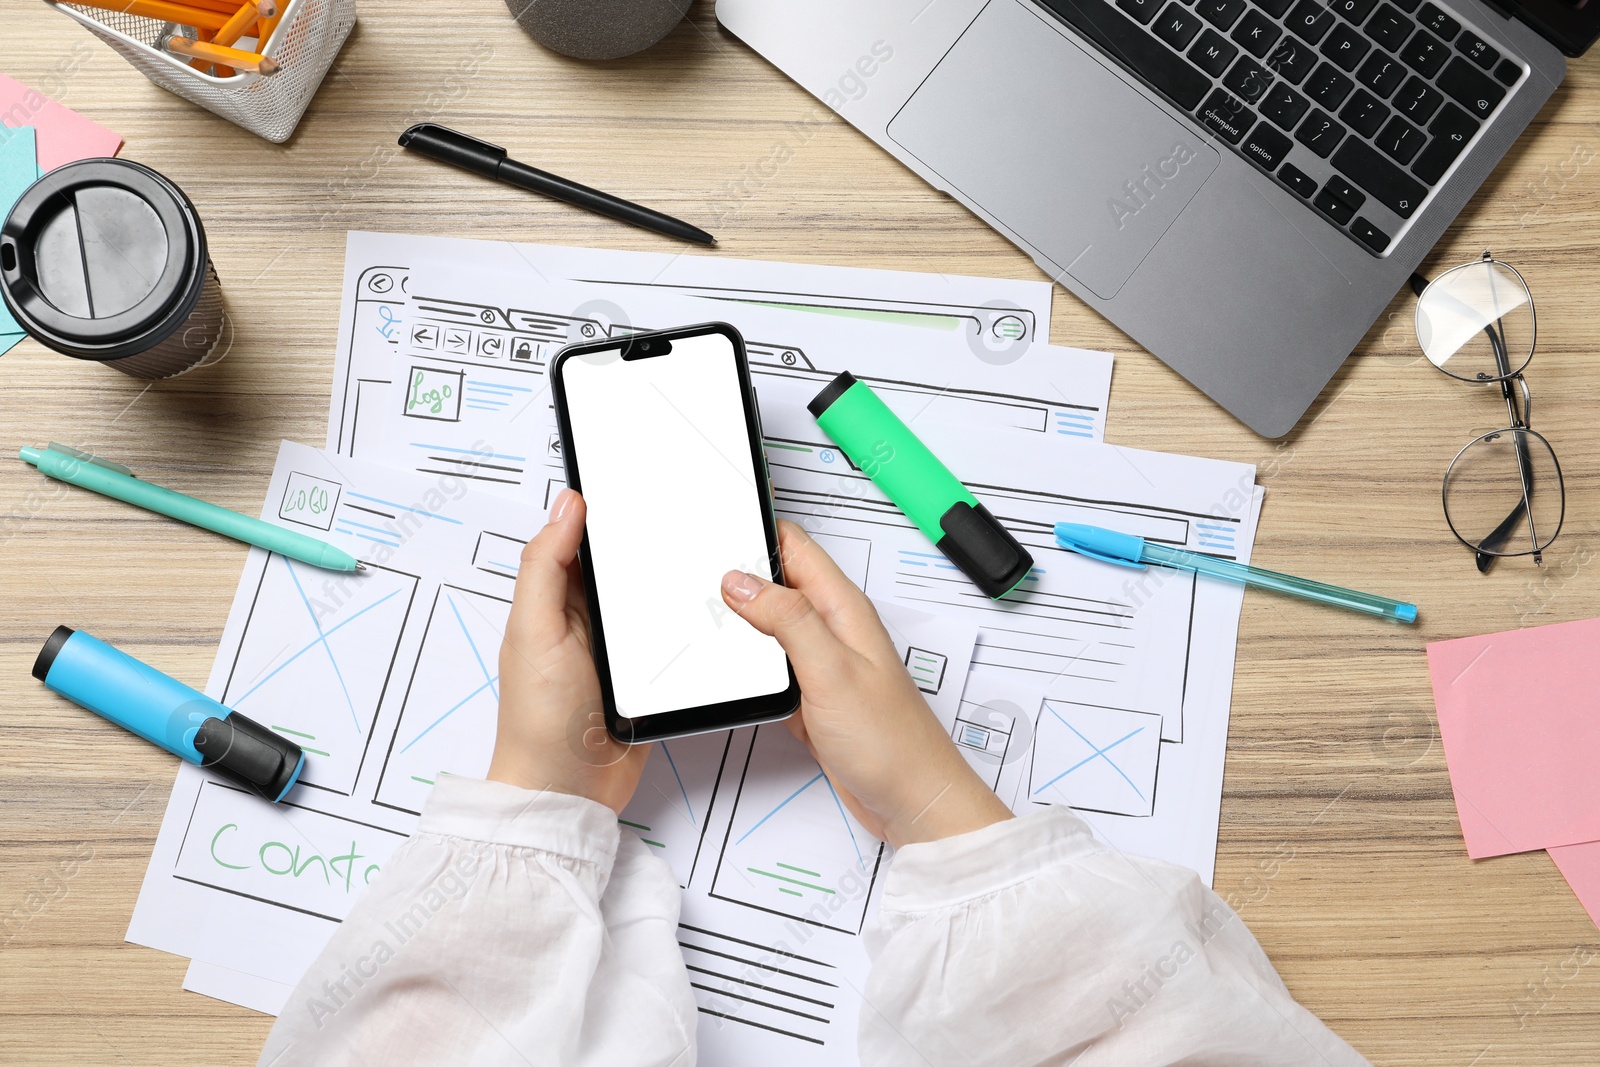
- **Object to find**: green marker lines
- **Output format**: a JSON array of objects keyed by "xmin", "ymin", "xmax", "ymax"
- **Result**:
[
  {"xmin": 411, "ymin": 775, "xmax": 435, "ymax": 785},
  {"xmin": 775, "ymin": 862, "xmax": 821, "ymax": 877},
  {"xmin": 618, "ymin": 819, "xmax": 666, "ymax": 848},
  {"xmin": 749, "ymin": 867, "xmax": 833, "ymax": 893}
]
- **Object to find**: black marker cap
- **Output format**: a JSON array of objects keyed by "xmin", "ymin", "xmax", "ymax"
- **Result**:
[
  {"xmin": 194, "ymin": 712, "xmax": 304, "ymax": 802},
  {"xmin": 33, "ymin": 625, "xmax": 74, "ymax": 682},
  {"xmin": 807, "ymin": 370, "xmax": 857, "ymax": 419},
  {"xmin": 936, "ymin": 502, "xmax": 1034, "ymax": 599}
]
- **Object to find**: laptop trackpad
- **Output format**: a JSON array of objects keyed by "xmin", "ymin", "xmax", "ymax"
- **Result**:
[{"xmin": 887, "ymin": 0, "xmax": 1218, "ymax": 300}]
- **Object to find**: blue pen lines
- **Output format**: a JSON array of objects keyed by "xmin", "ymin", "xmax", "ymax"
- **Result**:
[
  {"xmin": 399, "ymin": 595, "xmax": 501, "ymax": 754},
  {"xmin": 1033, "ymin": 705, "xmax": 1145, "ymax": 801},
  {"xmin": 348, "ymin": 491, "xmax": 465, "ymax": 525},
  {"xmin": 735, "ymin": 765, "xmax": 868, "ymax": 872},
  {"xmin": 233, "ymin": 586, "xmax": 402, "ymax": 709},
  {"xmin": 661, "ymin": 743, "xmax": 696, "ymax": 827},
  {"xmin": 1196, "ymin": 522, "xmax": 1237, "ymax": 551},
  {"xmin": 1055, "ymin": 409, "xmax": 1098, "ymax": 439},
  {"xmin": 462, "ymin": 379, "xmax": 528, "ymax": 413},
  {"xmin": 899, "ymin": 549, "xmax": 960, "ymax": 572},
  {"xmin": 403, "ymin": 444, "xmax": 526, "ymax": 465},
  {"xmin": 282, "ymin": 561, "xmax": 360, "ymax": 734}
]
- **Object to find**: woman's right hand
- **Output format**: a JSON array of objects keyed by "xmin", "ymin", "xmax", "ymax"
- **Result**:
[{"xmin": 721, "ymin": 521, "xmax": 1012, "ymax": 849}]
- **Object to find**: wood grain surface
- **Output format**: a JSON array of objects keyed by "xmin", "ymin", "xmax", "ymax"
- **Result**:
[{"xmin": 2, "ymin": 1, "xmax": 1598, "ymax": 1062}]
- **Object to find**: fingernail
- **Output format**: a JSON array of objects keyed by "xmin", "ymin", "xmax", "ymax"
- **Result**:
[
  {"xmin": 550, "ymin": 488, "xmax": 575, "ymax": 523},
  {"xmin": 723, "ymin": 570, "xmax": 764, "ymax": 603}
]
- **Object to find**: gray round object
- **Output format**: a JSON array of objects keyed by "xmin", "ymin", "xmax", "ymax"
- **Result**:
[{"xmin": 507, "ymin": 0, "xmax": 693, "ymax": 60}]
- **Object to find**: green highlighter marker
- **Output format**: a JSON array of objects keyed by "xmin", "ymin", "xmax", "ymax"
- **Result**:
[
  {"xmin": 20, "ymin": 443, "xmax": 363, "ymax": 572},
  {"xmin": 808, "ymin": 372, "xmax": 1033, "ymax": 599}
]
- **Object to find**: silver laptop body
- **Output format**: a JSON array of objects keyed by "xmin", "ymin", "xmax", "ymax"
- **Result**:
[{"xmin": 717, "ymin": 0, "xmax": 1566, "ymax": 436}]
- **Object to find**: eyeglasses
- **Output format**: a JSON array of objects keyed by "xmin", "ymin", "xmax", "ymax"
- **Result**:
[{"xmin": 1410, "ymin": 252, "xmax": 1564, "ymax": 572}]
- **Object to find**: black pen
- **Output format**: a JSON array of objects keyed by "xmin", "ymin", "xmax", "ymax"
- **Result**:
[{"xmin": 398, "ymin": 123, "xmax": 716, "ymax": 246}]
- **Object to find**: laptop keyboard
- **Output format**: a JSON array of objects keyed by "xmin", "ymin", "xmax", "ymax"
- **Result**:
[{"xmin": 1033, "ymin": 0, "xmax": 1525, "ymax": 254}]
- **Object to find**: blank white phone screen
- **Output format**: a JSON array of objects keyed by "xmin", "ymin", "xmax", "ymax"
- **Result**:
[{"xmin": 561, "ymin": 332, "xmax": 788, "ymax": 720}]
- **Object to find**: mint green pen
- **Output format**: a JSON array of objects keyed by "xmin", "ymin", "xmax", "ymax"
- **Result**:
[
  {"xmin": 1054, "ymin": 522, "xmax": 1416, "ymax": 623},
  {"xmin": 20, "ymin": 444, "xmax": 364, "ymax": 573}
]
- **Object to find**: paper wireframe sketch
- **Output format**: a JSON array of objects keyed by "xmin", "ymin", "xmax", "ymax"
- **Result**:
[
  {"xmin": 366, "ymin": 267, "xmax": 1112, "ymax": 512},
  {"xmin": 127, "ymin": 441, "xmax": 543, "ymax": 986},
  {"xmin": 326, "ymin": 231, "xmax": 1056, "ymax": 461}
]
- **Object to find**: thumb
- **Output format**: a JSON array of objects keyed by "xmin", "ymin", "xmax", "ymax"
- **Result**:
[{"xmin": 721, "ymin": 570, "xmax": 849, "ymax": 680}]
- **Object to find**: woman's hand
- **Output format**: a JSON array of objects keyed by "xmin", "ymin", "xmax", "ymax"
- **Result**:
[
  {"xmin": 488, "ymin": 490, "xmax": 647, "ymax": 813},
  {"xmin": 722, "ymin": 521, "xmax": 1012, "ymax": 849}
]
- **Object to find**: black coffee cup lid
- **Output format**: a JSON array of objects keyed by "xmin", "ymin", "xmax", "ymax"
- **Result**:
[{"xmin": 0, "ymin": 158, "xmax": 207, "ymax": 362}]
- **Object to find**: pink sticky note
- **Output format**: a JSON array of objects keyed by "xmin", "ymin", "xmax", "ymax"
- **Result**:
[
  {"xmin": 1550, "ymin": 841, "xmax": 1600, "ymax": 931},
  {"xmin": 0, "ymin": 73, "xmax": 122, "ymax": 172},
  {"xmin": 1428, "ymin": 618, "xmax": 1600, "ymax": 859}
]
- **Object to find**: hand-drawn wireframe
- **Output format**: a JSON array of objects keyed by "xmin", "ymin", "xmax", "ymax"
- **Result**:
[
  {"xmin": 1028, "ymin": 700, "xmax": 1163, "ymax": 818},
  {"xmin": 220, "ymin": 556, "xmax": 418, "ymax": 795},
  {"xmin": 374, "ymin": 584, "xmax": 513, "ymax": 814},
  {"xmin": 711, "ymin": 726, "xmax": 884, "ymax": 934},
  {"xmin": 620, "ymin": 731, "xmax": 735, "ymax": 888}
]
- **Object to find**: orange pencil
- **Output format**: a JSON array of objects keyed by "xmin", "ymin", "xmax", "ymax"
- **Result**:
[
  {"xmin": 67, "ymin": 0, "xmax": 232, "ymax": 31},
  {"xmin": 165, "ymin": 35, "xmax": 278, "ymax": 74},
  {"xmin": 190, "ymin": 28, "xmax": 236, "ymax": 77},
  {"xmin": 258, "ymin": 9, "xmax": 281, "ymax": 48},
  {"xmin": 180, "ymin": 0, "xmax": 276, "ymax": 14},
  {"xmin": 212, "ymin": 0, "xmax": 263, "ymax": 46}
]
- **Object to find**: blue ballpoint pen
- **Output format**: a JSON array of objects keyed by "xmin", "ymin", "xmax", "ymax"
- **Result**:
[{"xmin": 1054, "ymin": 522, "xmax": 1418, "ymax": 623}]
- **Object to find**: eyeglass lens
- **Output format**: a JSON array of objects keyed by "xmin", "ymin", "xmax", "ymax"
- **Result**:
[
  {"xmin": 1415, "ymin": 260, "xmax": 1534, "ymax": 382},
  {"xmin": 1443, "ymin": 427, "xmax": 1564, "ymax": 557}
]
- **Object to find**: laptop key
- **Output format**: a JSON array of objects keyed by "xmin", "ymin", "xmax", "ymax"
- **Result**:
[
  {"xmin": 1314, "ymin": 183, "xmax": 1363, "ymax": 224},
  {"xmin": 1327, "ymin": 0, "xmax": 1379, "ymax": 25},
  {"xmin": 1265, "ymin": 36, "xmax": 1318, "ymax": 83},
  {"xmin": 1197, "ymin": 0, "xmax": 1247, "ymax": 29},
  {"xmin": 1399, "ymin": 30, "xmax": 1448, "ymax": 76},
  {"xmin": 1415, "ymin": 2, "xmax": 1459, "ymax": 41},
  {"xmin": 1295, "ymin": 108, "xmax": 1346, "ymax": 157},
  {"xmin": 1437, "ymin": 57, "xmax": 1506, "ymax": 119},
  {"xmin": 1339, "ymin": 88, "xmax": 1389, "ymax": 136},
  {"xmin": 1190, "ymin": 29, "xmax": 1240, "ymax": 75},
  {"xmin": 1333, "ymin": 137, "xmax": 1426, "ymax": 215},
  {"xmin": 1350, "ymin": 216, "xmax": 1391, "ymax": 251},
  {"xmin": 1376, "ymin": 114, "xmax": 1426, "ymax": 163},
  {"xmin": 1355, "ymin": 51, "xmax": 1405, "ymax": 96},
  {"xmin": 1455, "ymin": 30, "xmax": 1499, "ymax": 69},
  {"xmin": 1306, "ymin": 63, "xmax": 1355, "ymax": 107},
  {"xmin": 1391, "ymin": 0, "xmax": 1420, "ymax": 11},
  {"xmin": 1494, "ymin": 58, "xmax": 1521, "ymax": 85},
  {"xmin": 1392, "ymin": 77, "xmax": 1442, "ymax": 121},
  {"xmin": 1260, "ymin": 83, "xmax": 1311, "ymax": 127},
  {"xmin": 1286, "ymin": 0, "xmax": 1336, "ymax": 43},
  {"xmin": 1363, "ymin": 5, "xmax": 1413, "ymax": 52},
  {"xmin": 1118, "ymin": 0, "xmax": 1165, "ymax": 24},
  {"xmin": 1036, "ymin": 0, "xmax": 1215, "ymax": 110},
  {"xmin": 1224, "ymin": 56, "xmax": 1276, "ymax": 101},
  {"xmin": 1198, "ymin": 88, "xmax": 1257, "ymax": 142},
  {"xmin": 1411, "ymin": 101, "xmax": 1478, "ymax": 182},
  {"xmin": 1320, "ymin": 25, "xmax": 1371, "ymax": 71},
  {"xmin": 1242, "ymin": 121, "xmax": 1294, "ymax": 168},
  {"xmin": 1156, "ymin": 3, "xmax": 1205, "ymax": 48},
  {"xmin": 1279, "ymin": 162, "xmax": 1320, "ymax": 197},
  {"xmin": 1230, "ymin": 9, "xmax": 1282, "ymax": 55}
]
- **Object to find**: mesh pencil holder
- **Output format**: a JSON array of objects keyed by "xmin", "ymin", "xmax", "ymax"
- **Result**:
[{"xmin": 45, "ymin": 0, "xmax": 356, "ymax": 143}]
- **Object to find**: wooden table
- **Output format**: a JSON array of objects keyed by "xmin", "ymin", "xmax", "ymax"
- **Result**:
[{"xmin": 2, "ymin": 2, "xmax": 1597, "ymax": 1062}]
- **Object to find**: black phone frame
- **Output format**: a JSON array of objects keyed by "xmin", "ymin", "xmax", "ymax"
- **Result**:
[{"xmin": 550, "ymin": 321, "xmax": 800, "ymax": 744}]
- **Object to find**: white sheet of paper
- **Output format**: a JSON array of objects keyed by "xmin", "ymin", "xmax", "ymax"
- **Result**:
[
  {"xmin": 183, "ymin": 959, "xmax": 293, "ymax": 1016},
  {"xmin": 327, "ymin": 232, "xmax": 1057, "ymax": 460},
  {"xmin": 127, "ymin": 441, "xmax": 544, "ymax": 985},
  {"xmin": 368, "ymin": 269, "xmax": 1111, "ymax": 513}
]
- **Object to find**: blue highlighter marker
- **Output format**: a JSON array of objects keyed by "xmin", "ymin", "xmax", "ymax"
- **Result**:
[{"xmin": 34, "ymin": 627, "xmax": 305, "ymax": 802}]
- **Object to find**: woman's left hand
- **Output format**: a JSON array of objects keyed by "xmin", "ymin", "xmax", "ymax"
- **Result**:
[{"xmin": 487, "ymin": 489, "xmax": 648, "ymax": 813}]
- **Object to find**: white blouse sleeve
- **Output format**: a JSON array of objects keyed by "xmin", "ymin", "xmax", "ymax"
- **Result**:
[
  {"xmin": 859, "ymin": 807, "xmax": 1369, "ymax": 1067},
  {"xmin": 258, "ymin": 775, "xmax": 696, "ymax": 1067}
]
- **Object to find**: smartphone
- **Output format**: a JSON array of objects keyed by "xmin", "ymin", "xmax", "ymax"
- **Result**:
[{"xmin": 550, "ymin": 322, "xmax": 800, "ymax": 743}]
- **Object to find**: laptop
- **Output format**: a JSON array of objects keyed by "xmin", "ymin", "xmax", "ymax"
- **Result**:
[{"xmin": 716, "ymin": 0, "xmax": 1597, "ymax": 437}]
